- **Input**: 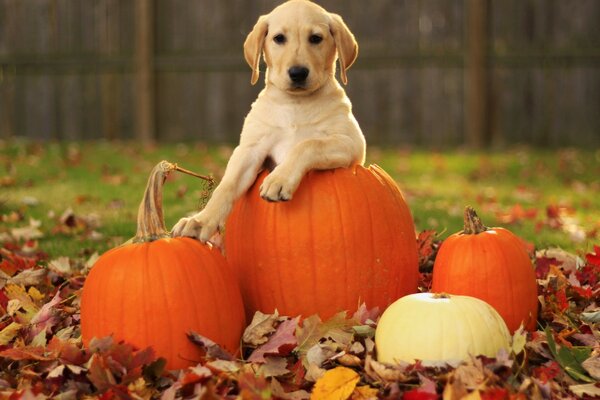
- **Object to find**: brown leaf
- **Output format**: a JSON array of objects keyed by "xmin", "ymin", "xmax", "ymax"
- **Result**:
[
  {"xmin": 248, "ymin": 317, "xmax": 299, "ymax": 363},
  {"xmin": 364, "ymin": 355, "xmax": 407, "ymax": 383},
  {"xmin": 87, "ymin": 353, "xmax": 117, "ymax": 393},
  {"xmin": 271, "ymin": 378, "xmax": 310, "ymax": 400},
  {"xmin": 581, "ymin": 354, "xmax": 600, "ymax": 380},
  {"xmin": 243, "ymin": 310, "xmax": 280, "ymax": 347},
  {"xmin": 187, "ymin": 331, "xmax": 234, "ymax": 361},
  {"xmin": 257, "ymin": 356, "xmax": 290, "ymax": 378},
  {"xmin": 238, "ymin": 372, "xmax": 271, "ymax": 400}
]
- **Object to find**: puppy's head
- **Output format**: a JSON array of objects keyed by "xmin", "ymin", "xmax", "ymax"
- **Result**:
[{"xmin": 244, "ymin": 0, "xmax": 358, "ymax": 94}]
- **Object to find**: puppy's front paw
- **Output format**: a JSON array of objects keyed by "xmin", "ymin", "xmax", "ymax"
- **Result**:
[
  {"xmin": 259, "ymin": 171, "xmax": 298, "ymax": 202},
  {"xmin": 171, "ymin": 212, "xmax": 219, "ymax": 242}
]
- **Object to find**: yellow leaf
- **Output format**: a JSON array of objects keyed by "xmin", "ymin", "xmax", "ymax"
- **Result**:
[
  {"xmin": 351, "ymin": 385, "xmax": 379, "ymax": 399},
  {"xmin": 311, "ymin": 367, "xmax": 360, "ymax": 400},
  {"xmin": 511, "ymin": 324, "xmax": 527, "ymax": 355},
  {"xmin": 0, "ymin": 322, "xmax": 22, "ymax": 345},
  {"xmin": 4, "ymin": 284, "xmax": 39, "ymax": 322},
  {"xmin": 28, "ymin": 286, "xmax": 45, "ymax": 301}
]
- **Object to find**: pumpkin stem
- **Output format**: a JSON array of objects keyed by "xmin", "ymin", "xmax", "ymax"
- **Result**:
[
  {"xmin": 462, "ymin": 206, "xmax": 488, "ymax": 235},
  {"xmin": 133, "ymin": 161, "xmax": 214, "ymax": 243},
  {"xmin": 432, "ymin": 293, "xmax": 451, "ymax": 299}
]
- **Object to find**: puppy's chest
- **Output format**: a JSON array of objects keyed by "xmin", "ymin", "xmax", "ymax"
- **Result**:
[
  {"xmin": 269, "ymin": 124, "xmax": 311, "ymax": 165},
  {"xmin": 267, "ymin": 109, "xmax": 324, "ymax": 164}
]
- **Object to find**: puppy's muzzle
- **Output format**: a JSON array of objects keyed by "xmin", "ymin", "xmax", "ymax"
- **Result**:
[{"xmin": 288, "ymin": 66, "xmax": 309, "ymax": 86}]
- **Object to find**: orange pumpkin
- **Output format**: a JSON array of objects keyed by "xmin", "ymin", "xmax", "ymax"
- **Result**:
[
  {"xmin": 80, "ymin": 161, "xmax": 245, "ymax": 370},
  {"xmin": 225, "ymin": 165, "xmax": 419, "ymax": 320},
  {"xmin": 431, "ymin": 206, "xmax": 538, "ymax": 332}
]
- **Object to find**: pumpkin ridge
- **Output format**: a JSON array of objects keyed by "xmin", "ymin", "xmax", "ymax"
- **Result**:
[
  {"xmin": 191, "ymin": 241, "xmax": 229, "ymax": 353},
  {"xmin": 332, "ymin": 171, "xmax": 350, "ymax": 311},
  {"xmin": 359, "ymin": 169, "xmax": 377, "ymax": 307},
  {"xmin": 273, "ymin": 202, "xmax": 287, "ymax": 316},
  {"xmin": 145, "ymin": 243, "xmax": 168, "ymax": 361},
  {"xmin": 170, "ymin": 240, "xmax": 202, "ymax": 362},
  {"xmin": 495, "ymin": 233, "xmax": 517, "ymax": 329}
]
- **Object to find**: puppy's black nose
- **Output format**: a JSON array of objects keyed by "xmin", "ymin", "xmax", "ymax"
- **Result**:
[{"xmin": 288, "ymin": 66, "xmax": 309, "ymax": 83}]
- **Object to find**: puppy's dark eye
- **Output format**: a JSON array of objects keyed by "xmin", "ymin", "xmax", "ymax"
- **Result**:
[
  {"xmin": 309, "ymin": 34, "xmax": 323, "ymax": 44},
  {"xmin": 273, "ymin": 34, "xmax": 286, "ymax": 44}
]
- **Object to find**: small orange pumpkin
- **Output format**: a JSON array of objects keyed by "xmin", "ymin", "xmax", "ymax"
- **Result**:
[
  {"xmin": 225, "ymin": 165, "xmax": 419, "ymax": 320},
  {"xmin": 80, "ymin": 161, "xmax": 245, "ymax": 370},
  {"xmin": 431, "ymin": 206, "xmax": 538, "ymax": 332}
]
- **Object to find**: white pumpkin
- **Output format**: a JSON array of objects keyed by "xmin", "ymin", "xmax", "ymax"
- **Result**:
[{"xmin": 375, "ymin": 292, "xmax": 511, "ymax": 365}]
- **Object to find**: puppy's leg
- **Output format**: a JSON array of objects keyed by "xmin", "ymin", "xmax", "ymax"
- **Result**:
[
  {"xmin": 260, "ymin": 134, "xmax": 363, "ymax": 201},
  {"xmin": 172, "ymin": 144, "xmax": 266, "ymax": 241}
]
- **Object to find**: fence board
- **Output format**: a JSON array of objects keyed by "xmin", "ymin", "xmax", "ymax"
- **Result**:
[{"xmin": 0, "ymin": 0, "xmax": 598, "ymax": 147}]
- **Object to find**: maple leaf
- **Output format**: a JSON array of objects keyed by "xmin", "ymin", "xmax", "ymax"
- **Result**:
[
  {"xmin": 351, "ymin": 303, "xmax": 379, "ymax": 326},
  {"xmin": 0, "ymin": 345, "xmax": 55, "ymax": 361},
  {"xmin": 586, "ymin": 245, "xmax": 600, "ymax": 267},
  {"xmin": 238, "ymin": 372, "xmax": 272, "ymax": 400},
  {"xmin": 248, "ymin": 317, "xmax": 299, "ymax": 363},
  {"xmin": 271, "ymin": 378, "xmax": 311, "ymax": 400},
  {"xmin": 28, "ymin": 291, "xmax": 62, "ymax": 341},
  {"xmin": 243, "ymin": 310, "xmax": 280, "ymax": 347},
  {"xmin": 187, "ymin": 331, "xmax": 234, "ymax": 361},
  {"xmin": 257, "ymin": 356, "xmax": 290, "ymax": 378},
  {"xmin": 296, "ymin": 312, "xmax": 356, "ymax": 363},
  {"xmin": 310, "ymin": 366, "xmax": 359, "ymax": 400},
  {"xmin": 416, "ymin": 230, "xmax": 439, "ymax": 272}
]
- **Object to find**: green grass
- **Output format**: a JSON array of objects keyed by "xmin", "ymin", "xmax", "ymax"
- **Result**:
[{"xmin": 1, "ymin": 140, "xmax": 598, "ymax": 258}]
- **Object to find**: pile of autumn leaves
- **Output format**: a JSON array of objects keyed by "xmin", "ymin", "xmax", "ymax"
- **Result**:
[{"xmin": 0, "ymin": 234, "xmax": 599, "ymax": 399}]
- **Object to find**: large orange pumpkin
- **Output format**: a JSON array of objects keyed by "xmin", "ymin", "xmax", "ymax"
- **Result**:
[
  {"xmin": 225, "ymin": 165, "xmax": 419, "ymax": 320},
  {"xmin": 431, "ymin": 206, "xmax": 538, "ymax": 332},
  {"xmin": 80, "ymin": 161, "xmax": 245, "ymax": 370}
]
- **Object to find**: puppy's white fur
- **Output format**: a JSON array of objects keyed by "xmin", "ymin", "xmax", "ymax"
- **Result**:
[{"xmin": 172, "ymin": 0, "xmax": 366, "ymax": 241}]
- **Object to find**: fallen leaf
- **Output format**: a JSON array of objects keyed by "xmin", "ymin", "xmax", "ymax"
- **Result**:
[
  {"xmin": 248, "ymin": 317, "xmax": 299, "ymax": 363},
  {"xmin": 310, "ymin": 367, "xmax": 359, "ymax": 400},
  {"xmin": 351, "ymin": 386, "xmax": 379, "ymax": 400},
  {"xmin": 243, "ymin": 310, "xmax": 280, "ymax": 346},
  {"xmin": 0, "ymin": 322, "xmax": 22, "ymax": 345},
  {"xmin": 569, "ymin": 383, "xmax": 600, "ymax": 397},
  {"xmin": 10, "ymin": 219, "xmax": 43, "ymax": 241},
  {"xmin": 187, "ymin": 331, "xmax": 234, "ymax": 361},
  {"xmin": 581, "ymin": 354, "xmax": 600, "ymax": 380},
  {"xmin": 258, "ymin": 356, "xmax": 290, "ymax": 378},
  {"xmin": 271, "ymin": 378, "xmax": 311, "ymax": 400}
]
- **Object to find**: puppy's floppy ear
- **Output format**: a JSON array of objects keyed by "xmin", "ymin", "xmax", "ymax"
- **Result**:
[
  {"xmin": 329, "ymin": 13, "xmax": 358, "ymax": 85},
  {"xmin": 244, "ymin": 15, "xmax": 268, "ymax": 85}
]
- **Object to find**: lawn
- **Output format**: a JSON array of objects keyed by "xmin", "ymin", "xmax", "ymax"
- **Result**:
[
  {"xmin": 1, "ymin": 140, "xmax": 598, "ymax": 258},
  {"xmin": 1, "ymin": 139, "xmax": 599, "ymax": 398}
]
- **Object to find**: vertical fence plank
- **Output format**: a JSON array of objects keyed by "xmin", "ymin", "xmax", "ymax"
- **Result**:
[
  {"xmin": 465, "ymin": 0, "xmax": 490, "ymax": 148},
  {"xmin": 134, "ymin": 0, "xmax": 155, "ymax": 143}
]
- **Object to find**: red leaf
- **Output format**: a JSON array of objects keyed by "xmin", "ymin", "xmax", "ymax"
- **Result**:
[
  {"xmin": 586, "ymin": 245, "xmax": 600, "ymax": 267},
  {"xmin": 535, "ymin": 256, "xmax": 560, "ymax": 279},
  {"xmin": 248, "ymin": 317, "xmax": 299, "ymax": 363},
  {"xmin": 555, "ymin": 288, "xmax": 569, "ymax": 312},
  {"xmin": 403, "ymin": 391, "xmax": 438, "ymax": 400},
  {"xmin": 481, "ymin": 388, "xmax": 509, "ymax": 400},
  {"xmin": 496, "ymin": 204, "xmax": 538, "ymax": 224},
  {"xmin": 532, "ymin": 361, "xmax": 561, "ymax": 383},
  {"xmin": 0, "ymin": 346, "xmax": 55, "ymax": 361},
  {"xmin": 403, "ymin": 374, "xmax": 437, "ymax": 399}
]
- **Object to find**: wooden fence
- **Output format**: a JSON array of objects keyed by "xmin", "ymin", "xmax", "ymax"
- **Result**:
[{"xmin": 0, "ymin": 0, "xmax": 599, "ymax": 147}]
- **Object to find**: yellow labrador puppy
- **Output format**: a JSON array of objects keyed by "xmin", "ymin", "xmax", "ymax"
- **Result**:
[{"xmin": 172, "ymin": 0, "xmax": 366, "ymax": 242}]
